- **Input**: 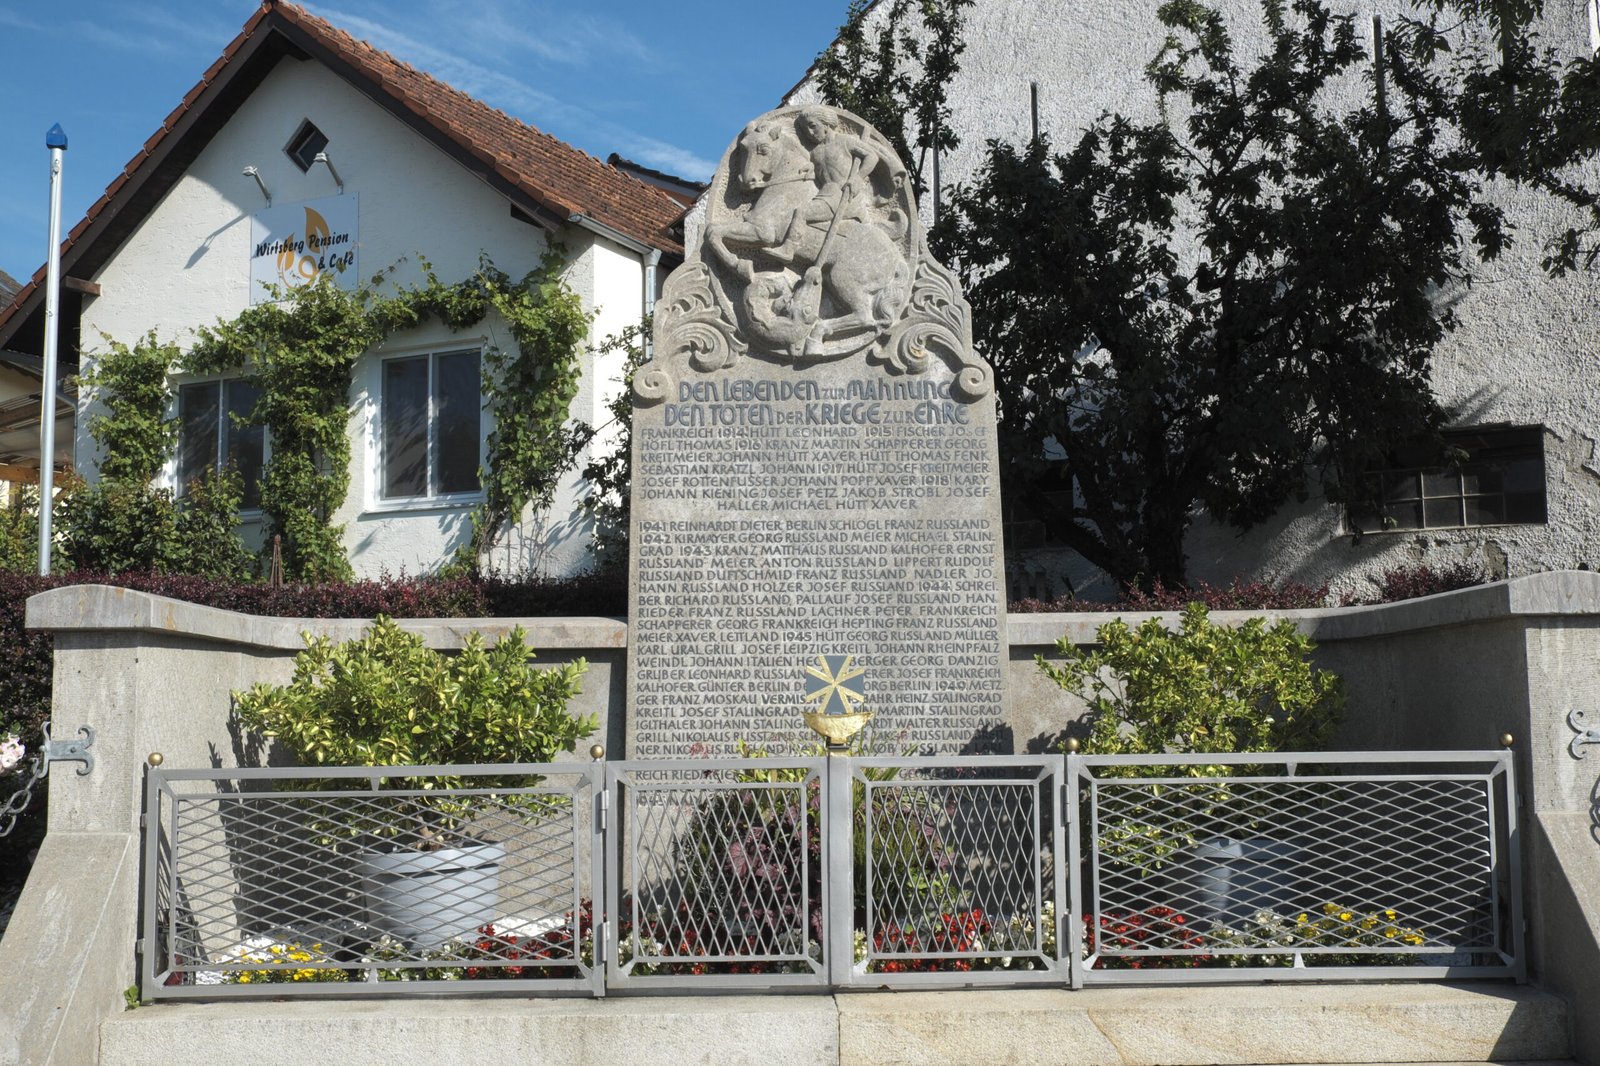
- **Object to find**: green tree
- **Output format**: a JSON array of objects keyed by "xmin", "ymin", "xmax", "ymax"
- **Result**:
[
  {"xmin": 934, "ymin": 0, "xmax": 1598, "ymax": 588},
  {"xmin": 813, "ymin": 0, "xmax": 974, "ymax": 203}
]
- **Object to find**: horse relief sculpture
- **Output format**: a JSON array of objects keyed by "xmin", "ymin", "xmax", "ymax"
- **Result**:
[{"xmin": 636, "ymin": 104, "xmax": 991, "ymax": 403}]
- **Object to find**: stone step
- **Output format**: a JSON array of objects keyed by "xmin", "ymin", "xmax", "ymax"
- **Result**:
[{"xmin": 98, "ymin": 981, "xmax": 1571, "ymax": 1066}]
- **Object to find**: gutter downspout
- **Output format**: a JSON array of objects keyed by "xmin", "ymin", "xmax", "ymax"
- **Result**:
[{"xmin": 642, "ymin": 247, "xmax": 660, "ymax": 360}]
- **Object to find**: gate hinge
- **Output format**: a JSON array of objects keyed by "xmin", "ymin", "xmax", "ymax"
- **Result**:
[
  {"xmin": 43, "ymin": 721, "xmax": 95, "ymax": 776},
  {"xmin": 599, "ymin": 920, "xmax": 611, "ymax": 966},
  {"xmin": 598, "ymin": 791, "xmax": 610, "ymax": 832},
  {"xmin": 1568, "ymin": 709, "xmax": 1600, "ymax": 759}
]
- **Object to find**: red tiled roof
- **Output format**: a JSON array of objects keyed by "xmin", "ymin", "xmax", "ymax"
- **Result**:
[{"xmin": 0, "ymin": 0, "xmax": 682, "ymax": 339}]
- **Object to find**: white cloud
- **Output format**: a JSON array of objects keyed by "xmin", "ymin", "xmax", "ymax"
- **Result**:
[
  {"xmin": 306, "ymin": 3, "xmax": 713, "ymax": 179},
  {"xmin": 613, "ymin": 137, "xmax": 717, "ymax": 181},
  {"xmin": 0, "ymin": 9, "xmax": 43, "ymax": 32},
  {"xmin": 448, "ymin": 2, "xmax": 657, "ymax": 68}
]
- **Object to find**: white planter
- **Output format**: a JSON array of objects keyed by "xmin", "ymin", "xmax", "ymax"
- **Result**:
[{"xmin": 358, "ymin": 842, "xmax": 506, "ymax": 949}]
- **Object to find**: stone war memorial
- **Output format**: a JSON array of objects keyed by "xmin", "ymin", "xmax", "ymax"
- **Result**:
[{"xmin": 627, "ymin": 104, "xmax": 1007, "ymax": 759}]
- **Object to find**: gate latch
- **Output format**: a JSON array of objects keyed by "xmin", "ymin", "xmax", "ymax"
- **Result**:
[{"xmin": 1569, "ymin": 709, "xmax": 1600, "ymax": 760}]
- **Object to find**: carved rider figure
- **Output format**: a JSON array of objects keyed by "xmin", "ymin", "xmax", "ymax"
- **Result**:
[
  {"xmin": 773, "ymin": 106, "xmax": 907, "ymax": 265},
  {"xmin": 636, "ymin": 104, "xmax": 992, "ymax": 402}
]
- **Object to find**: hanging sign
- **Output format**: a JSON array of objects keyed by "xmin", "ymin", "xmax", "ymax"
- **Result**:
[{"xmin": 249, "ymin": 194, "xmax": 359, "ymax": 304}]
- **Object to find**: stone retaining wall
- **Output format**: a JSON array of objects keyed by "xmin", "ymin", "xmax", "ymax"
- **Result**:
[{"xmin": 3, "ymin": 574, "xmax": 1599, "ymax": 1064}]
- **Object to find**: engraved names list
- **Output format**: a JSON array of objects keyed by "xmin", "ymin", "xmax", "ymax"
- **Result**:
[{"xmin": 627, "ymin": 370, "xmax": 1007, "ymax": 758}]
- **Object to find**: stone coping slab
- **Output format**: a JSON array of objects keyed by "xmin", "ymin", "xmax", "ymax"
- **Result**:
[
  {"xmin": 1008, "ymin": 570, "xmax": 1600, "ymax": 647},
  {"xmin": 24, "ymin": 583, "xmax": 627, "ymax": 651},
  {"xmin": 97, "ymin": 981, "xmax": 1569, "ymax": 1066},
  {"xmin": 28, "ymin": 571, "xmax": 1600, "ymax": 653}
]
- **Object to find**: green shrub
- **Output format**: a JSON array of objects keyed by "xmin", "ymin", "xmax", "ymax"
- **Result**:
[
  {"xmin": 1042, "ymin": 604, "xmax": 1343, "ymax": 870},
  {"xmin": 1040, "ymin": 603, "xmax": 1342, "ymax": 764},
  {"xmin": 55, "ymin": 476, "xmax": 180, "ymax": 574},
  {"xmin": 54, "ymin": 468, "xmax": 249, "ymax": 578},
  {"xmin": 234, "ymin": 615, "xmax": 595, "ymax": 846},
  {"xmin": 173, "ymin": 468, "xmax": 254, "ymax": 580}
]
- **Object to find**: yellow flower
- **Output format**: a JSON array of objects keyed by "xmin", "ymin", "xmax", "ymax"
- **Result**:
[
  {"xmin": 1382, "ymin": 927, "xmax": 1397, "ymax": 938},
  {"xmin": 1295, "ymin": 913, "xmax": 1308, "ymax": 924},
  {"xmin": 1338, "ymin": 911, "xmax": 1353, "ymax": 922},
  {"xmin": 1384, "ymin": 909, "xmax": 1396, "ymax": 920}
]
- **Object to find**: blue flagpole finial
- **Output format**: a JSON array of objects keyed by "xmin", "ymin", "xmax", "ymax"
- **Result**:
[{"xmin": 45, "ymin": 124, "xmax": 68, "ymax": 150}]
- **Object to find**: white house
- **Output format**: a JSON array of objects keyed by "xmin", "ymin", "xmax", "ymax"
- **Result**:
[
  {"xmin": 778, "ymin": 0, "xmax": 1600, "ymax": 601},
  {"xmin": 0, "ymin": 0, "xmax": 683, "ymax": 578}
]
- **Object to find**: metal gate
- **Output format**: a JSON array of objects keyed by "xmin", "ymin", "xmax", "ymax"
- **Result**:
[{"xmin": 139, "ymin": 750, "xmax": 1521, "ymax": 997}]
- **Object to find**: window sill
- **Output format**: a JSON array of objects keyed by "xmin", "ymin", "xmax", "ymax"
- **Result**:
[
  {"xmin": 1342, "ymin": 520, "xmax": 1549, "ymax": 538},
  {"xmin": 362, "ymin": 494, "xmax": 483, "ymax": 517}
]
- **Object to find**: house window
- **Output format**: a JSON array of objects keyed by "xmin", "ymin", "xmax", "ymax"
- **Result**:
[
  {"xmin": 177, "ymin": 379, "xmax": 265, "ymax": 510},
  {"xmin": 380, "ymin": 349, "xmax": 482, "ymax": 501},
  {"xmin": 1350, "ymin": 426, "xmax": 1547, "ymax": 533},
  {"xmin": 285, "ymin": 120, "xmax": 329, "ymax": 172}
]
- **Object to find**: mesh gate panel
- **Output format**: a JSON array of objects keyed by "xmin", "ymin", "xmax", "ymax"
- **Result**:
[
  {"xmin": 607, "ymin": 760, "xmax": 826, "ymax": 986},
  {"xmin": 855, "ymin": 757, "xmax": 1063, "ymax": 981},
  {"xmin": 1071, "ymin": 754, "xmax": 1520, "ymax": 979},
  {"xmin": 145, "ymin": 765, "xmax": 599, "ymax": 996}
]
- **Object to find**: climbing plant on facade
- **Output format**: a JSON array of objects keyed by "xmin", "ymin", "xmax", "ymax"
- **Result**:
[
  {"xmin": 188, "ymin": 280, "xmax": 380, "ymax": 582},
  {"xmin": 186, "ymin": 252, "xmax": 590, "ymax": 582},
  {"xmin": 55, "ymin": 332, "xmax": 251, "ymax": 578}
]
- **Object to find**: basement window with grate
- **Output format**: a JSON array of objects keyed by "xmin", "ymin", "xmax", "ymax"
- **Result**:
[{"xmin": 1348, "ymin": 426, "xmax": 1547, "ymax": 534}]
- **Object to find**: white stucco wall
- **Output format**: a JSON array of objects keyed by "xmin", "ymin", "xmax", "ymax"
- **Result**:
[
  {"xmin": 783, "ymin": 0, "xmax": 1600, "ymax": 601},
  {"xmin": 76, "ymin": 54, "xmax": 647, "ymax": 578}
]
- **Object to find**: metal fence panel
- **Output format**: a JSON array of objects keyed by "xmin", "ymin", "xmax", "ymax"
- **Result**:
[
  {"xmin": 143, "ymin": 763, "xmax": 602, "ymax": 998},
  {"xmin": 842, "ymin": 755, "xmax": 1065, "ymax": 987},
  {"xmin": 139, "ymin": 749, "xmax": 1522, "ymax": 997},
  {"xmin": 1067, "ymin": 751, "xmax": 1522, "ymax": 985},
  {"xmin": 605, "ymin": 758, "xmax": 829, "ymax": 991}
]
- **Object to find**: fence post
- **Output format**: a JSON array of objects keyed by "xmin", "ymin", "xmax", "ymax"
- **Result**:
[
  {"xmin": 590, "ymin": 757, "xmax": 608, "ymax": 998},
  {"xmin": 1066, "ymin": 752, "xmax": 1084, "ymax": 989},
  {"xmin": 825, "ymin": 749, "xmax": 855, "ymax": 987}
]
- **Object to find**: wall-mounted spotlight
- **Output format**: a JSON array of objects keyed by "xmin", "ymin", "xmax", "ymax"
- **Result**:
[
  {"xmin": 242, "ymin": 165, "xmax": 271, "ymax": 206},
  {"xmin": 313, "ymin": 151, "xmax": 344, "ymax": 194}
]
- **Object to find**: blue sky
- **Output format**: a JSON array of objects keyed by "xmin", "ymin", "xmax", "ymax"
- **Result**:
[{"xmin": 0, "ymin": 0, "xmax": 847, "ymax": 286}]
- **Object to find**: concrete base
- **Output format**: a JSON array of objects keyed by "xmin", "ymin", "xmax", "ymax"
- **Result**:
[{"xmin": 99, "ymin": 983, "xmax": 1570, "ymax": 1066}]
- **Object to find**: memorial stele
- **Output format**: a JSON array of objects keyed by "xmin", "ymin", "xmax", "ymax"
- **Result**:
[{"xmin": 626, "ymin": 104, "xmax": 1007, "ymax": 758}]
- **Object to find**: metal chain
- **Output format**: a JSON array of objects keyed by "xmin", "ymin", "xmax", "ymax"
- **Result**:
[{"xmin": 0, "ymin": 749, "xmax": 48, "ymax": 838}]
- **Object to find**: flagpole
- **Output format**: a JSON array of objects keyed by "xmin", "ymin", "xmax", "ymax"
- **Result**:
[{"xmin": 38, "ymin": 123, "xmax": 67, "ymax": 576}]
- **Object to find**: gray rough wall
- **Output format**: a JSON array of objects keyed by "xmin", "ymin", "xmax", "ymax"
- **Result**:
[{"xmin": 769, "ymin": 0, "xmax": 1600, "ymax": 603}]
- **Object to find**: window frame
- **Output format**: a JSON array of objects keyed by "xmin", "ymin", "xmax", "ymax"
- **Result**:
[
  {"xmin": 368, "ymin": 344, "xmax": 487, "ymax": 514},
  {"xmin": 284, "ymin": 119, "xmax": 329, "ymax": 174},
  {"xmin": 172, "ymin": 375, "xmax": 269, "ymax": 518},
  {"xmin": 1347, "ymin": 425, "xmax": 1548, "ymax": 535}
]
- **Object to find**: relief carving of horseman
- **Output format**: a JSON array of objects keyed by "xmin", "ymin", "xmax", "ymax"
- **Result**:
[
  {"xmin": 706, "ymin": 106, "xmax": 915, "ymax": 362},
  {"xmin": 637, "ymin": 104, "xmax": 990, "ymax": 403}
]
